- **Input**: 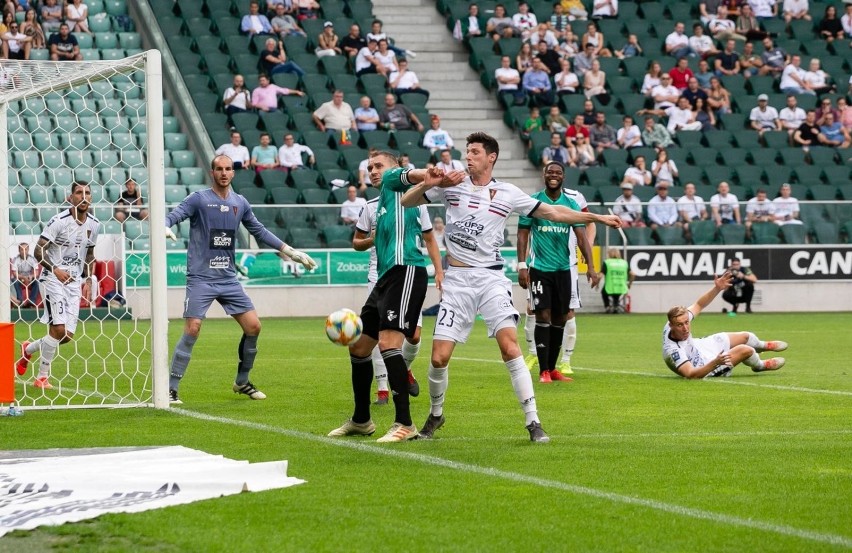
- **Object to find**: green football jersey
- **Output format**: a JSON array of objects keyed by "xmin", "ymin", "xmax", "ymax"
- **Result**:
[
  {"xmin": 518, "ymin": 190, "xmax": 582, "ymax": 272},
  {"xmin": 375, "ymin": 167, "xmax": 426, "ymax": 278}
]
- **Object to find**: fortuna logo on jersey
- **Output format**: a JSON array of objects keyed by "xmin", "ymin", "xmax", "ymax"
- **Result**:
[{"xmin": 386, "ymin": 310, "xmax": 397, "ymax": 321}]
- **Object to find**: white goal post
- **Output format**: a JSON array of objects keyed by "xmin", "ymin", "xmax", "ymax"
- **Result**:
[{"xmin": 0, "ymin": 51, "xmax": 169, "ymax": 409}]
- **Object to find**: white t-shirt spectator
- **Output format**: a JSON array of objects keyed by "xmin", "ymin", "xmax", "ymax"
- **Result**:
[
  {"xmin": 804, "ymin": 68, "xmax": 828, "ymax": 90},
  {"xmin": 749, "ymin": 0, "xmax": 776, "ymax": 18},
  {"xmin": 665, "ymin": 105, "xmax": 697, "ymax": 133},
  {"xmin": 512, "ymin": 11, "xmax": 538, "ymax": 33},
  {"xmin": 613, "ymin": 194, "xmax": 644, "ymax": 223},
  {"xmin": 746, "ymin": 196, "xmax": 776, "ymax": 219},
  {"xmin": 617, "ymin": 125, "xmax": 643, "ymax": 148},
  {"xmin": 495, "ymin": 67, "xmax": 521, "ymax": 91},
  {"xmin": 355, "ymin": 46, "xmax": 375, "ymax": 73},
  {"xmin": 529, "ymin": 30, "xmax": 559, "ymax": 48},
  {"xmin": 779, "ymin": 106, "xmax": 806, "ymax": 131},
  {"xmin": 665, "ymin": 31, "xmax": 689, "ymax": 52},
  {"xmin": 389, "ymin": 70, "xmax": 419, "ymax": 89},
  {"xmin": 215, "ymin": 143, "xmax": 251, "ymax": 166},
  {"xmin": 842, "ymin": 8, "xmax": 852, "ymax": 35},
  {"xmin": 772, "ymin": 196, "xmax": 803, "ymax": 224},
  {"xmin": 648, "ymin": 196, "xmax": 679, "ymax": 226},
  {"xmin": 554, "ymin": 70, "xmax": 579, "ymax": 93},
  {"xmin": 750, "ymin": 106, "xmax": 780, "ymax": 129},
  {"xmin": 340, "ymin": 196, "xmax": 367, "ymax": 222},
  {"xmin": 677, "ymin": 195, "xmax": 707, "ymax": 220},
  {"xmin": 779, "ymin": 64, "xmax": 806, "ymax": 91},
  {"xmin": 374, "ymin": 49, "xmax": 396, "ymax": 72},
  {"xmin": 651, "ymin": 84, "xmax": 679, "ymax": 110},
  {"xmin": 622, "ymin": 166, "xmax": 651, "ymax": 186},
  {"xmin": 436, "ymin": 159, "xmax": 466, "ymax": 173},
  {"xmin": 592, "ymin": 0, "xmax": 618, "ymax": 17},
  {"xmin": 278, "ymin": 143, "xmax": 314, "ymax": 169},
  {"xmin": 652, "ymin": 159, "xmax": 678, "ymax": 183},
  {"xmin": 710, "ymin": 193, "xmax": 740, "ymax": 221},
  {"xmin": 688, "ymin": 34, "xmax": 714, "ymax": 55},
  {"xmin": 223, "ymin": 87, "xmax": 251, "ymax": 111},
  {"xmin": 641, "ymin": 75, "xmax": 661, "ymax": 95}
]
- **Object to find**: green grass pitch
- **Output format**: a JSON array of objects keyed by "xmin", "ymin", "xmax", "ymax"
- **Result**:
[{"xmin": 2, "ymin": 312, "xmax": 851, "ymax": 552}]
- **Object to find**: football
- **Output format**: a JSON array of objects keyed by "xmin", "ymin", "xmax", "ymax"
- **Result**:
[{"xmin": 325, "ymin": 309, "xmax": 363, "ymax": 346}]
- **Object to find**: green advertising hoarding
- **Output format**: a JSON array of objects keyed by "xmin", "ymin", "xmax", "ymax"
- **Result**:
[{"xmin": 126, "ymin": 249, "xmax": 522, "ymax": 287}]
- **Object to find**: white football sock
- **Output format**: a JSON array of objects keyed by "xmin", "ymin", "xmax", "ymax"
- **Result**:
[
  {"xmin": 743, "ymin": 352, "xmax": 764, "ymax": 370},
  {"xmin": 506, "ymin": 356, "xmax": 538, "ymax": 425},
  {"xmin": 402, "ymin": 339, "xmax": 420, "ymax": 368},
  {"xmin": 745, "ymin": 332, "xmax": 766, "ymax": 350},
  {"xmin": 427, "ymin": 364, "xmax": 448, "ymax": 417},
  {"xmin": 524, "ymin": 313, "xmax": 536, "ymax": 354},
  {"xmin": 25, "ymin": 339, "xmax": 42, "ymax": 356},
  {"xmin": 372, "ymin": 345, "xmax": 388, "ymax": 392},
  {"xmin": 38, "ymin": 334, "xmax": 60, "ymax": 379},
  {"xmin": 562, "ymin": 318, "xmax": 577, "ymax": 362}
]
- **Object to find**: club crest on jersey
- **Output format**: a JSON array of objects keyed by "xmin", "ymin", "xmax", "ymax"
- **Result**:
[
  {"xmin": 232, "ymin": 206, "xmax": 238, "ymax": 216},
  {"xmin": 489, "ymin": 190, "xmax": 497, "ymax": 201},
  {"xmin": 220, "ymin": 205, "xmax": 229, "ymax": 212}
]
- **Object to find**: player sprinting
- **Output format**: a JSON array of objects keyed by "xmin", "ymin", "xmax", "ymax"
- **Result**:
[
  {"xmin": 400, "ymin": 132, "xmax": 622, "ymax": 443},
  {"xmin": 664, "ymin": 272, "xmax": 788, "ymax": 378},
  {"xmin": 16, "ymin": 181, "xmax": 100, "ymax": 389},
  {"xmin": 516, "ymin": 161, "xmax": 600, "ymax": 384},
  {"xmin": 520, "ymin": 163, "xmax": 597, "ymax": 375},
  {"xmin": 163, "ymin": 155, "xmax": 317, "ymax": 403},
  {"xmin": 353, "ymin": 189, "xmax": 444, "ymax": 404},
  {"xmin": 328, "ymin": 151, "xmax": 457, "ymax": 443}
]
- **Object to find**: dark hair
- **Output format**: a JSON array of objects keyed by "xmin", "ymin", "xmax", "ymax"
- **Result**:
[
  {"xmin": 543, "ymin": 161, "xmax": 565, "ymax": 173},
  {"xmin": 756, "ymin": 188, "xmax": 766, "ymax": 194},
  {"xmin": 372, "ymin": 19, "xmax": 382, "ymax": 26},
  {"xmin": 466, "ymin": 132, "xmax": 500, "ymax": 160},
  {"xmin": 731, "ymin": 257, "xmax": 741, "ymax": 263},
  {"xmin": 259, "ymin": 132, "xmax": 270, "ymax": 139},
  {"xmin": 70, "ymin": 180, "xmax": 90, "ymax": 193}
]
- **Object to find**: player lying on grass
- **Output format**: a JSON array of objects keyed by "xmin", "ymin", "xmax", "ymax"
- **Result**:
[{"xmin": 663, "ymin": 272, "xmax": 788, "ymax": 379}]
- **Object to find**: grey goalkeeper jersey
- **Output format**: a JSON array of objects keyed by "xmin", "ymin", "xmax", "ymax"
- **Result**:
[{"xmin": 166, "ymin": 188, "xmax": 284, "ymax": 281}]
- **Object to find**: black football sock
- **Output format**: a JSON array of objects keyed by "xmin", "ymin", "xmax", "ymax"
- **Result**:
[
  {"xmin": 534, "ymin": 322, "xmax": 551, "ymax": 373},
  {"xmin": 548, "ymin": 324, "xmax": 564, "ymax": 370},
  {"xmin": 382, "ymin": 348, "xmax": 412, "ymax": 426},
  {"xmin": 351, "ymin": 354, "xmax": 373, "ymax": 424}
]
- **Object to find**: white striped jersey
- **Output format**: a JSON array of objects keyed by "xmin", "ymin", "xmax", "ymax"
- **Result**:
[
  {"xmin": 39, "ymin": 209, "xmax": 100, "ymax": 283},
  {"xmin": 356, "ymin": 198, "xmax": 432, "ymax": 284}
]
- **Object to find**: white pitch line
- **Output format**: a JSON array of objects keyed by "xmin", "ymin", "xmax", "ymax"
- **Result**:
[
  {"xmin": 171, "ymin": 408, "xmax": 852, "ymax": 549},
  {"xmin": 422, "ymin": 429, "xmax": 852, "ymax": 442},
  {"xmin": 453, "ymin": 357, "xmax": 852, "ymax": 397}
]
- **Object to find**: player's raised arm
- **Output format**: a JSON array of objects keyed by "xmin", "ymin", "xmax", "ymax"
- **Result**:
[
  {"xmin": 400, "ymin": 168, "xmax": 466, "ymax": 207},
  {"xmin": 533, "ymin": 203, "xmax": 623, "ymax": 228},
  {"xmin": 687, "ymin": 272, "xmax": 732, "ymax": 317}
]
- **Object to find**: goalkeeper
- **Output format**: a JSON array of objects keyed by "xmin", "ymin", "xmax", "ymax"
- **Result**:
[{"xmin": 164, "ymin": 154, "xmax": 316, "ymax": 403}]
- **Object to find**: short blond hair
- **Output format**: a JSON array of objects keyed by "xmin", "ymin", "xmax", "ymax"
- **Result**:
[{"xmin": 667, "ymin": 306, "xmax": 688, "ymax": 323}]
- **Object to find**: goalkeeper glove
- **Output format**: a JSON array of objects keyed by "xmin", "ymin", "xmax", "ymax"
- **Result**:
[
  {"xmin": 278, "ymin": 244, "xmax": 317, "ymax": 270},
  {"xmin": 165, "ymin": 227, "xmax": 178, "ymax": 241}
]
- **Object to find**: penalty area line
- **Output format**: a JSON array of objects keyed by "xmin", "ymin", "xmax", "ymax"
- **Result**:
[{"xmin": 171, "ymin": 408, "xmax": 852, "ymax": 549}]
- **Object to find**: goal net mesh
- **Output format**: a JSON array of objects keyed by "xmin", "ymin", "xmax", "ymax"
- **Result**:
[{"xmin": 1, "ymin": 54, "xmax": 165, "ymax": 409}]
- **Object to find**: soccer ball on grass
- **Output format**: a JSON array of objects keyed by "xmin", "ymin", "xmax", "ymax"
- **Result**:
[{"xmin": 325, "ymin": 309, "xmax": 363, "ymax": 346}]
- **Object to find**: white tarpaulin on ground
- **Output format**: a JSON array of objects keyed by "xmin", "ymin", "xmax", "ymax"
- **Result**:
[{"xmin": 0, "ymin": 446, "xmax": 305, "ymax": 537}]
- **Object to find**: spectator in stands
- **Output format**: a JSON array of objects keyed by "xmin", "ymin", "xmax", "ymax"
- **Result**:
[
  {"xmin": 589, "ymin": 112, "xmax": 617, "ymax": 153},
  {"xmin": 554, "ymin": 58, "xmax": 579, "ymax": 97},
  {"xmin": 223, "ymin": 74, "xmax": 252, "ymax": 116},
  {"xmin": 710, "ymin": 181, "xmax": 741, "ymax": 226},
  {"xmin": 340, "ymin": 185, "xmax": 367, "ymax": 226},
  {"xmin": 48, "ymin": 23, "xmax": 81, "ymax": 61},
  {"xmin": 650, "ymin": 73, "xmax": 680, "ymax": 110},
  {"xmin": 241, "ymin": 1, "xmax": 274, "ymax": 36},
  {"xmin": 581, "ymin": 21, "xmax": 612, "ymax": 57},
  {"xmin": 818, "ymin": 112, "xmax": 851, "ymax": 148},
  {"xmin": 668, "ymin": 57, "xmax": 694, "ymax": 90},
  {"xmin": 389, "ymin": 58, "xmax": 429, "ymax": 100},
  {"xmin": 375, "ymin": 39, "xmax": 399, "ymax": 74},
  {"xmin": 583, "ymin": 59, "xmax": 607, "ymax": 101},
  {"xmin": 529, "ymin": 23, "xmax": 558, "ymax": 49},
  {"xmin": 251, "ymin": 73, "xmax": 305, "ymax": 112},
  {"xmin": 436, "ymin": 149, "xmax": 466, "ymax": 173},
  {"xmin": 804, "ymin": 58, "xmax": 833, "ymax": 95},
  {"xmin": 11, "ymin": 242, "xmax": 40, "ymax": 309},
  {"xmin": 689, "ymin": 23, "xmax": 720, "ymax": 60},
  {"xmin": 379, "ymin": 93, "xmax": 424, "ymax": 131},
  {"xmin": 534, "ymin": 40, "xmax": 561, "ymax": 75},
  {"xmin": 736, "ymin": 4, "xmax": 768, "ymax": 41},
  {"xmin": 779, "ymin": 95, "xmax": 806, "ymax": 137},
  {"xmin": 40, "ymin": 0, "xmax": 62, "ymax": 34},
  {"xmin": 648, "ymin": 182, "xmax": 681, "ymax": 231},
  {"xmin": 367, "ymin": 19, "xmax": 413, "ymax": 59},
  {"xmin": 759, "ymin": 37, "xmax": 787, "ymax": 77},
  {"xmin": 2, "ymin": 22, "xmax": 33, "ymax": 59},
  {"xmin": 622, "ymin": 155, "xmax": 651, "ymax": 187},
  {"xmin": 522, "ymin": 106, "xmax": 544, "ymax": 144},
  {"xmin": 522, "ymin": 57, "xmax": 555, "ymax": 107},
  {"xmin": 677, "ymin": 183, "xmax": 709, "ymax": 234},
  {"xmin": 20, "ymin": 8, "xmax": 44, "ymax": 50},
  {"xmin": 115, "ymin": 178, "xmax": 148, "ymax": 223},
  {"xmin": 354, "ymin": 39, "xmax": 387, "ymax": 77},
  {"xmin": 749, "ymin": 94, "xmax": 781, "ymax": 134},
  {"xmin": 779, "ymin": 54, "xmax": 814, "ymax": 95},
  {"xmin": 294, "ymin": 0, "xmax": 319, "ymax": 21},
  {"xmin": 843, "ymin": 4, "xmax": 852, "ymax": 39},
  {"xmin": 549, "ymin": 3, "xmax": 571, "ymax": 38},
  {"xmin": 432, "ymin": 216, "xmax": 446, "ymax": 248},
  {"xmin": 565, "ymin": 113, "xmax": 590, "ymax": 145},
  {"xmin": 65, "ymin": 0, "xmax": 89, "ymax": 33},
  {"xmin": 665, "ymin": 22, "xmax": 695, "ymax": 59},
  {"xmin": 783, "ymin": 0, "xmax": 811, "ymax": 24},
  {"xmin": 695, "ymin": 59, "xmax": 714, "ymax": 89},
  {"xmin": 592, "ymin": 0, "xmax": 618, "ymax": 18},
  {"xmin": 486, "ymin": 4, "xmax": 515, "ymax": 39},
  {"xmin": 313, "ymin": 89, "xmax": 357, "ymax": 133},
  {"xmin": 251, "ymin": 132, "xmax": 279, "ymax": 173},
  {"xmin": 354, "ymin": 96, "xmax": 379, "ymax": 132},
  {"xmin": 572, "ymin": 43, "xmax": 596, "ymax": 77},
  {"xmin": 259, "ymin": 38, "xmax": 305, "ymax": 76},
  {"xmin": 271, "ymin": 4, "xmax": 306, "ymax": 38},
  {"xmin": 745, "ymin": 187, "xmax": 776, "ymax": 238},
  {"xmin": 399, "ymin": 154, "xmax": 415, "ymax": 170},
  {"xmin": 422, "ymin": 115, "xmax": 454, "ymax": 153},
  {"xmin": 558, "ymin": 28, "xmax": 580, "ymax": 58},
  {"xmin": 315, "ymin": 21, "xmax": 342, "ymax": 57},
  {"xmin": 641, "ymin": 60, "xmax": 663, "ymax": 95},
  {"xmin": 266, "ymin": 0, "xmax": 293, "ymax": 15},
  {"xmin": 613, "ymin": 183, "xmax": 645, "ymax": 226},
  {"xmin": 574, "ymin": 134, "xmax": 598, "ymax": 168},
  {"xmin": 699, "ymin": 0, "xmax": 724, "ymax": 24},
  {"xmin": 715, "ymin": 40, "xmax": 741, "ymax": 77},
  {"xmin": 617, "ymin": 115, "xmax": 643, "ymax": 149},
  {"xmin": 516, "ymin": 42, "xmax": 535, "ymax": 74},
  {"xmin": 739, "ymin": 41, "xmax": 764, "ymax": 77},
  {"xmin": 541, "ymin": 132, "xmax": 574, "ymax": 165},
  {"xmin": 580, "ymin": 98, "xmax": 597, "ymax": 126},
  {"xmin": 561, "ymin": 0, "xmax": 588, "ymax": 20},
  {"xmin": 707, "ymin": 76, "xmax": 732, "ymax": 115},
  {"xmin": 495, "ymin": 55, "xmax": 525, "ymax": 105},
  {"xmin": 215, "ymin": 131, "xmax": 251, "ymax": 170},
  {"xmin": 793, "ymin": 109, "xmax": 821, "ymax": 148},
  {"xmin": 815, "ymin": 97, "xmax": 839, "ymax": 126},
  {"xmin": 614, "ymin": 34, "xmax": 643, "ymax": 59},
  {"xmin": 341, "ymin": 24, "xmax": 366, "ymax": 58},
  {"xmin": 357, "ymin": 147, "xmax": 379, "ymax": 190},
  {"xmin": 694, "ymin": 97, "xmax": 716, "ymax": 130},
  {"xmin": 751, "ymin": 0, "xmax": 778, "ymax": 19},
  {"xmin": 709, "ymin": 5, "xmax": 746, "ymax": 41},
  {"xmin": 721, "ymin": 257, "xmax": 757, "ymax": 313},
  {"xmin": 278, "ymin": 133, "xmax": 314, "ymax": 171},
  {"xmin": 458, "ymin": 3, "xmax": 483, "ymax": 41},
  {"xmin": 652, "ymin": 148, "xmax": 679, "ymax": 184},
  {"xmin": 837, "ymin": 97, "xmax": 852, "ymax": 132},
  {"xmin": 773, "ymin": 183, "xmax": 803, "ymax": 225},
  {"xmin": 545, "ymin": 105, "xmax": 570, "ymax": 133},
  {"xmin": 681, "ymin": 77, "xmax": 708, "ymax": 109},
  {"xmin": 512, "ymin": 1, "xmax": 538, "ymax": 40},
  {"xmin": 818, "ymin": 4, "xmax": 844, "ymax": 43},
  {"xmin": 642, "ymin": 116, "xmax": 674, "ymax": 150}
]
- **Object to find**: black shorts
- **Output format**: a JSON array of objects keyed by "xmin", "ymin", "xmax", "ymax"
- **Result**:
[
  {"xmin": 361, "ymin": 265, "xmax": 427, "ymax": 340},
  {"xmin": 528, "ymin": 267, "xmax": 573, "ymax": 315}
]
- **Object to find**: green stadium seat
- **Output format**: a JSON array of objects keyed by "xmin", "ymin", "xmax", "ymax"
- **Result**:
[
  {"xmin": 762, "ymin": 131, "xmax": 789, "ymax": 149},
  {"xmin": 363, "ymin": 187, "xmax": 380, "ymax": 200},
  {"xmin": 322, "ymin": 225, "xmax": 353, "ymax": 247},
  {"xmin": 584, "ymin": 167, "xmax": 615, "ymax": 187},
  {"xmin": 809, "ymin": 147, "xmax": 838, "ymax": 166},
  {"xmin": 291, "ymin": 169, "xmax": 322, "ymax": 190},
  {"xmin": 241, "ymin": 187, "xmax": 268, "ymax": 204},
  {"xmin": 170, "ymin": 151, "xmax": 196, "ymax": 168},
  {"xmin": 718, "ymin": 223, "xmax": 746, "ymax": 244},
  {"xmin": 808, "ymin": 185, "xmax": 837, "ymax": 201},
  {"xmin": 780, "ymin": 223, "xmax": 807, "ymax": 244},
  {"xmin": 811, "ymin": 220, "xmax": 838, "ymax": 243},
  {"xmin": 623, "ymin": 226, "xmax": 653, "ymax": 245},
  {"xmin": 120, "ymin": 150, "xmax": 145, "ymax": 167},
  {"xmin": 301, "ymin": 188, "xmax": 331, "ymax": 205},
  {"xmin": 750, "ymin": 148, "xmax": 779, "ymax": 166},
  {"xmin": 271, "ymin": 187, "xmax": 300, "ymax": 204},
  {"xmin": 179, "ymin": 168, "xmax": 204, "ymax": 185},
  {"xmin": 15, "ymin": 222, "xmax": 42, "ymax": 235},
  {"xmin": 95, "ymin": 32, "xmax": 118, "ymax": 49},
  {"xmin": 704, "ymin": 166, "xmax": 735, "ymax": 185},
  {"xmin": 751, "ymin": 222, "xmax": 781, "ymax": 244},
  {"xmin": 288, "ymin": 227, "xmax": 323, "ymax": 248}
]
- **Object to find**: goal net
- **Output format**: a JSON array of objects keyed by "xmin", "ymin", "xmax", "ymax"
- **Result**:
[{"xmin": 0, "ymin": 51, "xmax": 169, "ymax": 410}]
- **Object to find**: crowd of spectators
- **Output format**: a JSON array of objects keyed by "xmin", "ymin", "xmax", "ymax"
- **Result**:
[{"xmin": 0, "ymin": 0, "xmax": 96, "ymax": 61}]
